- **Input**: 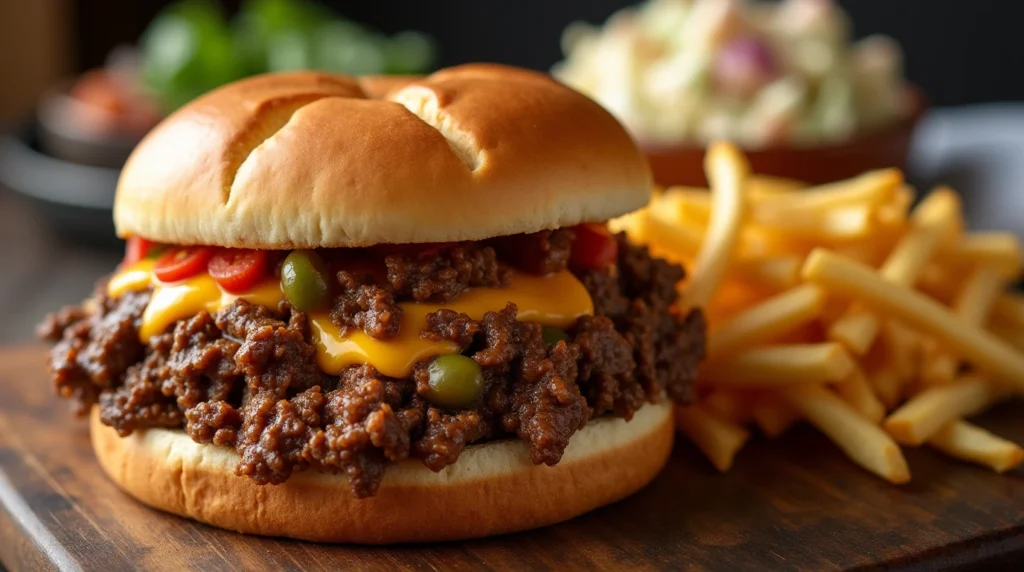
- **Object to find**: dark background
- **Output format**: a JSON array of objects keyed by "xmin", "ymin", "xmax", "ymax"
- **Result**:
[{"xmin": 75, "ymin": 0, "xmax": 1024, "ymax": 107}]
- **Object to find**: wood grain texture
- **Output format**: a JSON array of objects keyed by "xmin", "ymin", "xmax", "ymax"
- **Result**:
[{"xmin": 1, "ymin": 345, "xmax": 1023, "ymax": 571}]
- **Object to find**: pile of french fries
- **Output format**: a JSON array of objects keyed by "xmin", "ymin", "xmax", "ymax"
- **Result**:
[{"xmin": 615, "ymin": 142, "xmax": 1024, "ymax": 483}]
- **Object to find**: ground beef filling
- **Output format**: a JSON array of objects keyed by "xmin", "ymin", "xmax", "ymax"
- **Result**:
[
  {"xmin": 329, "ymin": 241, "xmax": 513, "ymax": 340},
  {"xmin": 40, "ymin": 233, "xmax": 705, "ymax": 498}
]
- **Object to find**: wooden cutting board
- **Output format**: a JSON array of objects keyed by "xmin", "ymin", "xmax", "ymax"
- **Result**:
[{"xmin": 1, "ymin": 345, "xmax": 1023, "ymax": 571}]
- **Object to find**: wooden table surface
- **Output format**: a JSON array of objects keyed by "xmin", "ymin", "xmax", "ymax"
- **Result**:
[{"xmin": 1, "ymin": 345, "xmax": 1023, "ymax": 571}]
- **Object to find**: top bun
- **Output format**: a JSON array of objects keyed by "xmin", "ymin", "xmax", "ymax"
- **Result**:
[{"xmin": 114, "ymin": 64, "xmax": 652, "ymax": 248}]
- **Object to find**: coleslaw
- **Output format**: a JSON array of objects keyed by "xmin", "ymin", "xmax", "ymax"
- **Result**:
[{"xmin": 554, "ymin": 0, "xmax": 912, "ymax": 148}]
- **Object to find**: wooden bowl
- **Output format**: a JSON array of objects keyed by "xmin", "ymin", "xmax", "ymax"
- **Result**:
[{"xmin": 641, "ymin": 88, "xmax": 927, "ymax": 187}]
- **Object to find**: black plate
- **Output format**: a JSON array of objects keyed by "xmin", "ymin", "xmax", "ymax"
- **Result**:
[
  {"xmin": 36, "ymin": 84, "xmax": 146, "ymax": 169},
  {"xmin": 0, "ymin": 122, "xmax": 121, "ymax": 247}
]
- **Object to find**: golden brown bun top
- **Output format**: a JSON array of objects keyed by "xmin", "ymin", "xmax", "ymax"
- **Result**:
[{"xmin": 114, "ymin": 64, "xmax": 652, "ymax": 248}]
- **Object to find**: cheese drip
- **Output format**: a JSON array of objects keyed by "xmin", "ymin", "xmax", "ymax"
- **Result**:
[{"xmin": 108, "ymin": 260, "xmax": 593, "ymax": 378}]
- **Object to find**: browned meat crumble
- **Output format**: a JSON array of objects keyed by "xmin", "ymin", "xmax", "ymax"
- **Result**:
[{"xmin": 39, "ymin": 232, "xmax": 705, "ymax": 498}]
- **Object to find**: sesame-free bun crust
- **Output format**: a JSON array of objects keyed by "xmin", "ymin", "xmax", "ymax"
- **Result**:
[
  {"xmin": 91, "ymin": 401, "xmax": 673, "ymax": 544},
  {"xmin": 114, "ymin": 65, "xmax": 652, "ymax": 248}
]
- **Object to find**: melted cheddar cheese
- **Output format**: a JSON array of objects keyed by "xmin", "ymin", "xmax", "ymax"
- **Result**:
[
  {"xmin": 109, "ymin": 260, "xmax": 284, "ymax": 341},
  {"xmin": 108, "ymin": 260, "xmax": 593, "ymax": 378}
]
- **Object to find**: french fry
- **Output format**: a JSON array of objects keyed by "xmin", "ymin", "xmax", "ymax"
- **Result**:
[
  {"xmin": 915, "ymin": 262, "xmax": 961, "ymax": 304},
  {"xmin": 704, "ymin": 281, "xmax": 772, "ymax": 324},
  {"xmin": 609, "ymin": 208, "xmax": 655, "ymax": 250},
  {"xmin": 827, "ymin": 306, "xmax": 877, "ymax": 356},
  {"xmin": 938, "ymin": 232, "xmax": 1023, "ymax": 279},
  {"xmin": 802, "ymin": 249, "xmax": 1024, "ymax": 390},
  {"xmin": 884, "ymin": 376, "xmax": 1003, "ymax": 445},
  {"xmin": 751, "ymin": 394, "xmax": 801, "ymax": 438},
  {"xmin": 880, "ymin": 188, "xmax": 958, "ymax": 284},
  {"xmin": 654, "ymin": 188, "xmax": 712, "ymax": 226},
  {"xmin": 680, "ymin": 142, "xmax": 749, "ymax": 310},
  {"xmin": 881, "ymin": 321, "xmax": 921, "ymax": 384},
  {"xmin": 701, "ymin": 390, "xmax": 753, "ymax": 425},
  {"xmin": 747, "ymin": 175, "xmax": 806, "ymax": 196},
  {"xmin": 860, "ymin": 324, "xmax": 904, "ymax": 410},
  {"xmin": 753, "ymin": 205, "xmax": 876, "ymax": 241},
  {"xmin": 703, "ymin": 343, "xmax": 856, "ymax": 387},
  {"xmin": 991, "ymin": 321, "xmax": 1024, "ymax": 352},
  {"xmin": 834, "ymin": 242, "xmax": 889, "ymax": 268},
  {"xmin": 675, "ymin": 404, "xmax": 750, "ymax": 472},
  {"xmin": 862, "ymin": 322, "xmax": 920, "ymax": 408},
  {"xmin": 879, "ymin": 187, "xmax": 962, "ymax": 283},
  {"xmin": 643, "ymin": 209, "xmax": 704, "ymax": 258},
  {"xmin": 649, "ymin": 188, "xmax": 706, "ymax": 226},
  {"xmin": 756, "ymin": 168, "xmax": 901, "ymax": 213},
  {"xmin": 920, "ymin": 264, "xmax": 1004, "ymax": 387},
  {"xmin": 781, "ymin": 384, "xmax": 910, "ymax": 484},
  {"xmin": 726, "ymin": 256, "xmax": 802, "ymax": 292},
  {"xmin": 875, "ymin": 184, "xmax": 914, "ymax": 227},
  {"xmin": 706, "ymin": 284, "xmax": 825, "ymax": 360},
  {"xmin": 656, "ymin": 176, "xmax": 814, "ymax": 227},
  {"xmin": 986, "ymin": 296, "xmax": 1024, "ymax": 374},
  {"xmin": 640, "ymin": 145, "xmax": 1024, "ymax": 482},
  {"xmin": 664, "ymin": 178, "xmax": 889, "ymax": 242},
  {"xmin": 868, "ymin": 364, "xmax": 904, "ymax": 412},
  {"xmin": 928, "ymin": 420, "xmax": 1024, "ymax": 473},
  {"xmin": 774, "ymin": 322, "xmax": 825, "ymax": 344},
  {"xmin": 827, "ymin": 188, "xmax": 961, "ymax": 355},
  {"xmin": 992, "ymin": 293, "xmax": 1024, "ymax": 332},
  {"xmin": 820, "ymin": 296, "xmax": 853, "ymax": 325},
  {"xmin": 834, "ymin": 367, "xmax": 886, "ymax": 423},
  {"xmin": 918, "ymin": 349, "xmax": 957, "ymax": 387},
  {"xmin": 740, "ymin": 226, "xmax": 812, "ymax": 259},
  {"xmin": 955, "ymin": 265, "xmax": 1004, "ymax": 325},
  {"xmin": 913, "ymin": 334, "xmax": 952, "ymax": 391}
]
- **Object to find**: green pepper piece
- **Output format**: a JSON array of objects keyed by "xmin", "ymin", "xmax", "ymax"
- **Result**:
[
  {"xmin": 426, "ymin": 355, "xmax": 485, "ymax": 409},
  {"xmin": 541, "ymin": 326, "xmax": 571, "ymax": 347},
  {"xmin": 281, "ymin": 250, "xmax": 330, "ymax": 312}
]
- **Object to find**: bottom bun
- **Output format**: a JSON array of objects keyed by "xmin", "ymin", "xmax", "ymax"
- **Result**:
[{"xmin": 91, "ymin": 401, "xmax": 674, "ymax": 544}]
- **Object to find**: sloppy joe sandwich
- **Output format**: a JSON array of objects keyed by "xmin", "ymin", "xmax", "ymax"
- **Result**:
[{"xmin": 37, "ymin": 64, "xmax": 706, "ymax": 543}]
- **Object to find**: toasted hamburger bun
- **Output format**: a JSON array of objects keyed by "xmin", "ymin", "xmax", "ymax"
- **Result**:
[
  {"xmin": 91, "ymin": 401, "xmax": 673, "ymax": 544},
  {"xmin": 114, "ymin": 64, "xmax": 652, "ymax": 249}
]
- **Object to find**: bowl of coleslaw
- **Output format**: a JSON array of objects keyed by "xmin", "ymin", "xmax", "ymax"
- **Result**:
[{"xmin": 554, "ymin": 0, "xmax": 924, "ymax": 186}]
